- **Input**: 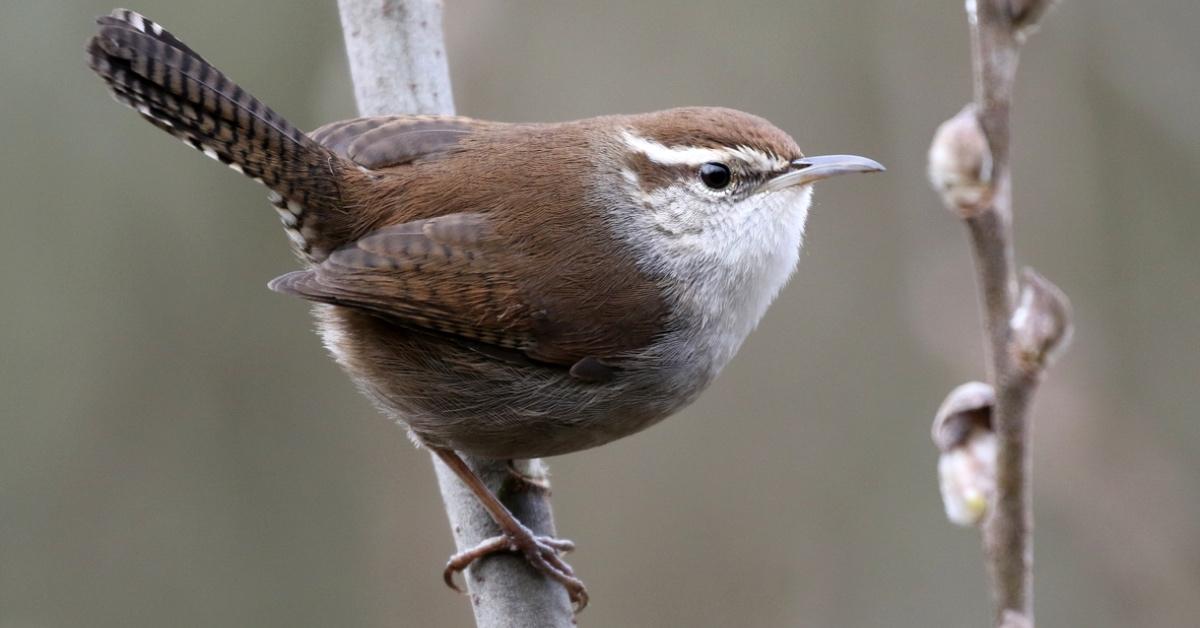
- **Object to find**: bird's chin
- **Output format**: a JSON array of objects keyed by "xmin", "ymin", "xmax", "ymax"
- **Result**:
[{"xmin": 761, "ymin": 184, "xmax": 814, "ymax": 226}]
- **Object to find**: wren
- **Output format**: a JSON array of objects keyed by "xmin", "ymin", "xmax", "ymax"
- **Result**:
[{"xmin": 87, "ymin": 9, "xmax": 883, "ymax": 609}]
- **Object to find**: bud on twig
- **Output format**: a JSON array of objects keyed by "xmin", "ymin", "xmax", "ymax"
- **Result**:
[
  {"xmin": 948, "ymin": 0, "xmax": 1063, "ymax": 622},
  {"xmin": 1010, "ymin": 268, "xmax": 1073, "ymax": 372},
  {"xmin": 999, "ymin": 610, "xmax": 1033, "ymax": 628},
  {"xmin": 928, "ymin": 105, "xmax": 993, "ymax": 217},
  {"xmin": 1007, "ymin": 0, "xmax": 1057, "ymax": 40},
  {"xmin": 931, "ymin": 381, "xmax": 994, "ymax": 452},
  {"xmin": 932, "ymin": 382, "xmax": 997, "ymax": 527}
]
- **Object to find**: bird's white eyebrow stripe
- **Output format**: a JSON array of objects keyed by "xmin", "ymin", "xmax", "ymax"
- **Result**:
[
  {"xmin": 621, "ymin": 130, "xmax": 787, "ymax": 171},
  {"xmin": 622, "ymin": 130, "xmax": 727, "ymax": 166}
]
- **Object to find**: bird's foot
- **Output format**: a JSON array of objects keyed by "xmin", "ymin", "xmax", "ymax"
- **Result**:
[{"xmin": 443, "ymin": 524, "xmax": 588, "ymax": 611}]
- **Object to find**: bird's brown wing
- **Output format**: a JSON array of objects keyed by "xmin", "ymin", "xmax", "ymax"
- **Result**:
[
  {"xmin": 297, "ymin": 117, "xmax": 531, "ymax": 348},
  {"xmin": 269, "ymin": 212, "xmax": 606, "ymax": 370},
  {"xmin": 292, "ymin": 117, "xmax": 665, "ymax": 375},
  {"xmin": 310, "ymin": 115, "xmax": 496, "ymax": 169}
]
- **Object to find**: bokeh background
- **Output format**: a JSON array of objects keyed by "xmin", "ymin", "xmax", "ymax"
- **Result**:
[{"xmin": 3, "ymin": 1, "xmax": 1198, "ymax": 626}]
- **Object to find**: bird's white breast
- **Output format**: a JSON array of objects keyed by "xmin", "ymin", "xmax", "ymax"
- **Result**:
[{"xmin": 614, "ymin": 184, "xmax": 813, "ymax": 381}]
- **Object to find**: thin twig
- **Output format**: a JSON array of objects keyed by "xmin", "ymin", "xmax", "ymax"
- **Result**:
[
  {"xmin": 334, "ymin": 2, "xmax": 574, "ymax": 625},
  {"xmin": 928, "ymin": 1, "xmax": 1070, "ymax": 626}
]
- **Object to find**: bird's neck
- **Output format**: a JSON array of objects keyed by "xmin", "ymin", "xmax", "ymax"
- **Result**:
[{"xmin": 617, "ymin": 186, "xmax": 813, "ymax": 375}]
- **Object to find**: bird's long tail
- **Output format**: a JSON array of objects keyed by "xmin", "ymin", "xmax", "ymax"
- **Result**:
[{"xmin": 86, "ymin": 8, "xmax": 346, "ymax": 259}]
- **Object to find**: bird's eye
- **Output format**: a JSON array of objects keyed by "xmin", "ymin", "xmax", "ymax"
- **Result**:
[{"xmin": 699, "ymin": 162, "xmax": 732, "ymax": 190}]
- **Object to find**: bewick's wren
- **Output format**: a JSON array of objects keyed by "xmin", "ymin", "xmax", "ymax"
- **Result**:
[{"xmin": 87, "ymin": 9, "xmax": 883, "ymax": 609}]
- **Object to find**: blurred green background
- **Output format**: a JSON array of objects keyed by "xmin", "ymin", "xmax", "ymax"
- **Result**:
[{"xmin": 2, "ymin": 1, "xmax": 1198, "ymax": 626}]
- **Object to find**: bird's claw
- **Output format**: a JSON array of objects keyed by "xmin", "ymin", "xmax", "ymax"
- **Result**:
[{"xmin": 443, "ymin": 529, "xmax": 588, "ymax": 611}]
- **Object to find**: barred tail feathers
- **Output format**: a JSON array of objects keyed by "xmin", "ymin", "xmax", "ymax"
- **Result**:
[{"xmin": 86, "ymin": 9, "xmax": 344, "ymax": 259}]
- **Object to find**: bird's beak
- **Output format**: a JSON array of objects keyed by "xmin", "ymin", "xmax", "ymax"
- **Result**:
[{"xmin": 759, "ymin": 154, "xmax": 885, "ymax": 193}]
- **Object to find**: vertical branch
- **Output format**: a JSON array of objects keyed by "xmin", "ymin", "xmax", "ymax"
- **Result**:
[
  {"xmin": 336, "ymin": 0, "xmax": 454, "ymax": 116},
  {"xmin": 335, "ymin": 2, "xmax": 574, "ymax": 626},
  {"xmin": 928, "ymin": 1, "xmax": 1071, "ymax": 626}
]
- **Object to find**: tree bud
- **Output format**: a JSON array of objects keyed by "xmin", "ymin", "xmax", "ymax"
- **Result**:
[
  {"xmin": 932, "ymin": 382, "xmax": 997, "ymax": 527},
  {"xmin": 928, "ymin": 105, "xmax": 993, "ymax": 217},
  {"xmin": 1010, "ymin": 268, "xmax": 1073, "ymax": 372},
  {"xmin": 1007, "ymin": 0, "xmax": 1057, "ymax": 40}
]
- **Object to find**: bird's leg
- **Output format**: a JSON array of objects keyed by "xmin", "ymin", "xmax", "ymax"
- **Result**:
[
  {"xmin": 432, "ymin": 447, "xmax": 588, "ymax": 610},
  {"xmin": 506, "ymin": 458, "xmax": 553, "ymax": 493}
]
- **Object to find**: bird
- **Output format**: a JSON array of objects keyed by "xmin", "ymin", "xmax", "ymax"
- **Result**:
[{"xmin": 85, "ymin": 8, "xmax": 883, "ymax": 610}]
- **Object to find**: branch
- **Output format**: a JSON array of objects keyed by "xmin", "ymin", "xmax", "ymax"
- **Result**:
[
  {"xmin": 927, "ymin": 1, "xmax": 1071, "ymax": 626},
  {"xmin": 335, "ymin": 2, "xmax": 573, "ymax": 625}
]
